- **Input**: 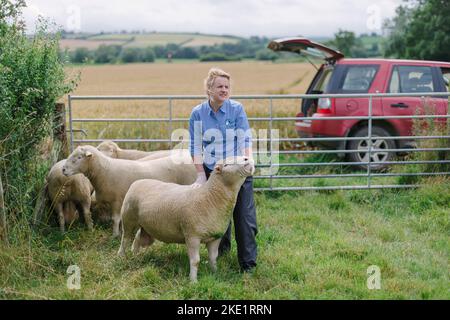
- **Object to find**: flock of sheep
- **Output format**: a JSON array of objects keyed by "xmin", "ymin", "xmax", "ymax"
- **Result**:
[{"xmin": 46, "ymin": 141, "xmax": 255, "ymax": 281}]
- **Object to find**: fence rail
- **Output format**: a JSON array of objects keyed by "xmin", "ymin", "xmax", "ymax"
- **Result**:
[{"xmin": 68, "ymin": 92, "xmax": 450, "ymax": 191}]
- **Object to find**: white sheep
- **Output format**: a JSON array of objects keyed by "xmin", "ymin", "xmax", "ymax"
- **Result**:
[
  {"xmin": 62, "ymin": 145, "xmax": 197, "ymax": 237},
  {"xmin": 97, "ymin": 140, "xmax": 177, "ymax": 160},
  {"xmin": 46, "ymin": 160, "xmax": 94, "ymax": 232},
  {"xmin": 117, "ymin": 156, "xmax": 255, "ymax": 282}
]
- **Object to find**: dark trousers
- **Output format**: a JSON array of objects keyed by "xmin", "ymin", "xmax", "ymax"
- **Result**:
[{"xmin": 204, "ymin": 164, "xmax": 258, "ymax": 270}]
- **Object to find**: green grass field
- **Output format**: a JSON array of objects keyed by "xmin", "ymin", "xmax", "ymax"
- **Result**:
[{"xmin": 0, "ymin": 178, "xmax": 448, "ymax": 299}]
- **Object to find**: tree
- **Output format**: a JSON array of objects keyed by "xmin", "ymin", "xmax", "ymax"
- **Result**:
[
  {"xmin": 142, "ymin": 47, "xmax": 155, "ymax": 62},
  {"xmin": 0, "ymin": 0, "xmax": 25, "ymax": 35},
  {"xmin": 94, "ymin": 44, "xmax": 122, "ymax": 63},
  {"xmin": 383, "ymin": 4, "xmax": 415, "ymax": 58},
  {"xmin": 384, "ymin": 0, "xmax": 450, "ymax": 60},
  {"xmin": 328, "ymin": 29, "xmax": 356, "ymax": 57},
  {"xmin": 255, "ymin": 49, "xmax": 278, "ymax": 61},
  {"xmin": 173, "ymin": 47, "xmax": 198, "ymax": 59},
  {"xmin": 72, "ymin": 47, "xmax": 91, "ymax": 63},
  {"xmin": 120, "ymin": 47, "xmax": 142, "ymax": 63}
]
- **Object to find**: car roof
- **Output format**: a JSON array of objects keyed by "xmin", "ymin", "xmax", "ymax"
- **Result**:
[{"xmin": 338, "ymin": 58, "xmax": 450, "ymax": 68}]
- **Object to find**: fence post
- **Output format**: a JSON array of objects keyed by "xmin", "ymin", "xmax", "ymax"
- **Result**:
[
  {"xmin": 367, "ymin": 95, "xmax": 373, "ymax": 188},
  {"xmin": 0, "ymin": 174, "xmax": 7, "ymax": 244},
  {"xmin": 54, "ymin": 102, "xmax": 69, "ymax": 160},
  {"xmin": 68, "ymin": 95, "xmax": 74, "ymax": 153},
  {"xmin": 32, "ymin": 103, "xmax": 65, "ymax": 228}
]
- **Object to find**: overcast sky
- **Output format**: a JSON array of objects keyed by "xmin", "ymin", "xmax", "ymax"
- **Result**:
[{"xmin": 23, "ymin": 0, "xmax": 403, "ymax": 38}]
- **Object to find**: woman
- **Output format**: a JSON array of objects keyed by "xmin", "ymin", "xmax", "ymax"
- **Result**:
[{"xmin": 189, "ymin": 68, "xmax": 257, "ymax": 273}]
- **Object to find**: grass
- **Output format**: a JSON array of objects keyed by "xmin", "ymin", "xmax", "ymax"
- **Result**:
[{"xmin": 0, "ymin": 179, "xmax": 448, "ymax": 299}]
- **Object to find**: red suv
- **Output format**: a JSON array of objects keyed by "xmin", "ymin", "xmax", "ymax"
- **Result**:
[{"xmin": 268, "ymin": 38, "xmax": 450, "ymax": 169}]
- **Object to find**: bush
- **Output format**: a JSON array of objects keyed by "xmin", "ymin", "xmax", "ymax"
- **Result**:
[
  {"xmin": 120, "ymin": 47, "xmax": 142, "ymax": 63},
  {"xmin": 199, "ymin": 52, "xmax": 241, "ymax": 62},
  {"xmin": 397, "ymin": 100, "xmax": 450, "ymax": 185},
  {"xmin": 71, "ymin": 47, "xmax": 92, "ymax": 63},
  {"xmin": 142, "ymin": 47, "xmax": 155, "ymax": 62},
  {"xmin": 94, "ymin": 45, "xmax": 122, "ymax": 63},
  {"xmin": 0, "ymin": 1, "xmax": 77, "ymax": 242},
  {"xmin": 255, "ymin": 49, "xmax": 278, "ymax": 61},
  {"xmin": 173, "ymin": 47, "xmax": 199, "ymax": 59}
]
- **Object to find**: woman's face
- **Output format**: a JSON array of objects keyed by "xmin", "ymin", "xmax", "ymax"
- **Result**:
[{"xmin": 209, "ymin": 76, "xmax": 230, "ymax": 105}]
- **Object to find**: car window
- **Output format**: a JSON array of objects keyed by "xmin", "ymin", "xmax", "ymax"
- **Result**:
[
  {"xmin": 390, "ymin": 66, "xmax": 435, "ymax": 93},
  {"xmin": 340, "ymin": 66, "xmax": 378, "ymax": 92},
  {"xmin": 389, "ymin": 68, "xmax": 400, "ymax": 93},
  {"xmin": 441, "ymin": 69, "xmax": 450, "ymax": 91},
  {"xmin": 313, "ymin": 68, "xmax": 333, "ymax": 92}
]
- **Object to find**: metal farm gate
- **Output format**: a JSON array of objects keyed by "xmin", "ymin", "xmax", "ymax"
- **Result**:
[{"xmin": 67, "ymin": 92, "xmax": 450, "ymax": 191}]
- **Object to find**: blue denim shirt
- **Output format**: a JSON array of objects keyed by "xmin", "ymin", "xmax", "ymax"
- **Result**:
[{"xmin": 189, "ymin": 99, "xmax": 252, "ymax": 170}]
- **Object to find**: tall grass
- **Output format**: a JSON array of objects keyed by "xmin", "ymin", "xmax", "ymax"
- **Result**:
[
  {"xmin": 1, "ymin": 181, "xmax": 448, "ymax": 299},
  {"xmin": 396, "ymin": 100, "xmax": 450, "ymax": 185}
]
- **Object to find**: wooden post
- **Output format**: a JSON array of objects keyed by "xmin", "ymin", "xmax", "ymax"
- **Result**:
[
  {"xmin": 54, "ymin": 102, "xmax": 68, "ymax": 160},
  {"xmin": 32, "ymin": 182, "xmax": 49, "ymax": 229},
  {"xmin": 0, "ymin": 174, "xmax": 7, "ymax": 244},
  {"xmin": 32, "ymin": 103, "xmax": 67, "ymax": 228}
]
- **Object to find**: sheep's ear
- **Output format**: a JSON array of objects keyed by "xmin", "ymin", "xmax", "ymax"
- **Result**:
[
  {"xmin": 85, "ymin": 151, "xmax": 93, "ymax": 157},
  {"xmin": 214, "ymin": 164, "xmax": 223, "ymax": 174}
]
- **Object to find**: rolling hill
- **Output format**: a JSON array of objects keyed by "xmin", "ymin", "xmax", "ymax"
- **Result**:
[{"xmin": 59, "ymin": 32, "xmax": 243, "ymax": 51}]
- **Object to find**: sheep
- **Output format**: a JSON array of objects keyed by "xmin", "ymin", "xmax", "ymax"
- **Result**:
[
  {"xmin": 46, "ymin": 160, "xmax": 94, "ymax": 232},
  {"xmin": 62, "ymin": 145, "xmax": 197, "ymax": 237},
  {"xmin": 97, "ymin": 140, "xmax": 179, "ymax": 160},
  {"xmin": 117, "ymin": 156, "xmax": 255, "ymax": 282}
]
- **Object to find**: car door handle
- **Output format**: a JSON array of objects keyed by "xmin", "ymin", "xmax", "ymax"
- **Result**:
[{"xmin": 390, "ymin": 103, "xmax": 409, "ymax": 108}]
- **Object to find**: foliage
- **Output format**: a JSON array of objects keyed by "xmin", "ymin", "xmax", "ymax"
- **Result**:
[
  {"xmin": 255, "ymin": 49, "xmax": 278, "ymax": 61},
  {"xmin": 120, "ymin": 47, "xmax": 143, "ymax": 63},
  {"xmin": 0, "ymin": 0, "xmax": 77, "ymax": 243},
  {"xmin": 199, "ymin": 52, "xmax": 241, "ymax": 62},
  {"xmin": 0, "ymin": 0, "xmax": 25, "ymax": 35},
  {"xmin": 384, "ymin": 0, "xmax": 450, "ymax": 60},
  {"xmin": 64, "ymin": 36, "xmax": 276, "ymax": 64},
  {"xmin": 327, "ymin": 29, "xmax": 356, "ymax": 57},
  {"xmin": 71, "ymin": 47, "xmax": 92, "ymax": 64},
  {"xmin": 141, "ymin": 47, "xmax": 155, "ymax": 62},
  {"xmin": 94, "ymin": 44, "xmax": 122, "ymax": 64},
  {"xmin": 172, "ymin": 47, "xmax": 198, "ymax": 59},
  {"xmin": 326, "ymin": 30, "xmax": 381, "ymax": 58}
]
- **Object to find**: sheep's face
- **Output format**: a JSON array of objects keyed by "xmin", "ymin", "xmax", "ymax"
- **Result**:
[
  {"xmin": 63, "ymin": 147, "xmax": 93, "ymax": 176},
  {"xmin": 214, "ymin": 156, "xmax": 255, "ymax": 185},
  {"xmin": 97, "ymin": 141, "xmax": 119, "ymax": 158}
]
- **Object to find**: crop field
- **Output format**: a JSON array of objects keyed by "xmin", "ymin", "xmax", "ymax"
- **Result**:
[
  {"xmin": 66, "ymin": 61, "xmax": 316, "ymax": 155},
  {"xmin": 66, "ymin": 61, "xmax": 314, "ymax": 143},
  {"xmin": 60, "ymin": 32, "xmax": 241, "ymax": 51}
]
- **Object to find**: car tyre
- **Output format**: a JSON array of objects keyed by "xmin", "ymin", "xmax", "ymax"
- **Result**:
[{"xmin": 346, "ymin": 126, "xmax": 396, "ymax": 171}]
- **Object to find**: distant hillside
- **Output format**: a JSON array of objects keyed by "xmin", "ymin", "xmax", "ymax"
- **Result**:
[{"xmin": 60, "ymin": 32, "xmax": 243, "ymax": 51}]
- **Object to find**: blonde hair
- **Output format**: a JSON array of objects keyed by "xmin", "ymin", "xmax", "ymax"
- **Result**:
[{"xmin": 204, "ymin": 68, "xmax": 231, "ymax": 97}]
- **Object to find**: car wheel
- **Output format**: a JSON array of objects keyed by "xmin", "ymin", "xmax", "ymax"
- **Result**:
[{"xmin": 346, "ymin": 126, "xmax": 396, "ymax": 170}]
